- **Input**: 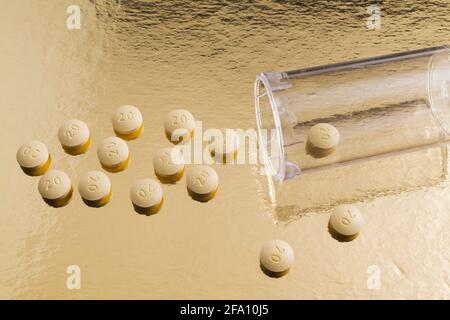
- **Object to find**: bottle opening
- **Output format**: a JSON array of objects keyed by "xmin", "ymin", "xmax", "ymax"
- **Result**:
[
  {"xmin": 254, "ymin": 74, "xmax": 285, "ymax": 181},
  {"xmin": 428, "ymin": 49, "xmax": 450, "ymax": 136}
]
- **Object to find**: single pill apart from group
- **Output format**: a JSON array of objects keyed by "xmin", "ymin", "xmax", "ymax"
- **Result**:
[
  {"xmin": 38, "ymin": 170, "xmax": 73, "ymax": 207},
  {"xmin": 186, "ymin": 165, "xmax": 218, "ymax": 202},
  {"xmin": 97, "ymin": 136, "xmax": 130, "ymax": 173},
  {"xmin": 153, "ymin": 147, "xmax": 185, "ymax": 183},
  {"xmin": 306, "ymin": 123, "xmax": 340, "ymax": 158},
  {"xmin": 16, "ymin": 140, "xmax": 51, "ymax": 176},
  {"xmin": 58, "ymin": 119, "xmax": 91, "ymax": 155},
  {"xmin": 164, "ymin": 109, "xmax": 195, "ymax": 144},
  {"xmin": 209, "ymin": 130, "xmax": 240, "ymax": 164},
  {"xmin": 260, "ymin": 240, "xmax": 294, "ymax": 278},
  {"xmin": 130, "ymin": 178, "xmax": 164, "ymax": 215},
  {"xmin": 112, "ymin": 105, "xmax": 144, "ymax": 140},
  {"xmin": 78, "ymin": 170, "xmax": 112, "ymax": 207},
  {"xmin": 328, "ymin": 204, "xmax": 364, "ymax": 242}
]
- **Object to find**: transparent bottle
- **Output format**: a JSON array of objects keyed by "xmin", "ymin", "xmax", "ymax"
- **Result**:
[{"xmin": 255, "ymin": 46, "xmax": 450, "ymax": 220}]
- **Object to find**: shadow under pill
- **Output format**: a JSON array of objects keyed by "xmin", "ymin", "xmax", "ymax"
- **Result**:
[
  {"xmin": 101, "ymin": 155, "xmax": 131, "ymax": 173},
  {"xmin": 42, "ymin": 187, "xmax": 73, "ymax": 208},
  {"xmin": 327, "ymin": 221, "xmax": 359, "ymax": 242},
  {"xmin": 305, "ymin": 141, "xmax": 335, "ymax": 159},
  {"xmin": 82, "ymin": 191, "xmax": 112, "ymax": 208},
  {"xmin": 259, "ymin": 263, "xmax": 290, "ymax": 278},
  {"xmin": 156, "ymin": 169, "xmax": 184, "ymax": 184},
  {"xmin": 114, "ymin": 123, "xmax": 144, "ymax": 141},
  {"xmin": 20, "ymin": 155, "xmax": 52, "ymax": 176},
  {"xmin": 187, "ymin": 188, "xmax": 218, "ymax": 202},
  {"xmin": 62, "ymin": 137, "xmax": 92, "ymax": 155},
  {"xmin": 133, "ymin": 198, "xmax": 163, "ymax": 216}
]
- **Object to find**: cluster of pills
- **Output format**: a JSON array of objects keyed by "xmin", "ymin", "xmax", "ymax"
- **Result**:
[
  {"xmin": 260, "ymin": 204, "xmax": 364, "ymax": 278},
  {"xmin": 16, "ymin": 106, "xmax": 221, "ymax": 213},
  {"xmin": 17, "ymin": 106, "xmax": 362, "ymax": 279}
]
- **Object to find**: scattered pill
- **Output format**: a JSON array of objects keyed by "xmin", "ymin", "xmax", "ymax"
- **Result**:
[
  {"xmin": 58, "ymin": 119, "xmax": 91, "ymax": 155},
  {"xmin": 306, "ymin": 123, "xmax": 340, "ymax": 158},
  {"xmin": 112, "ymin": 105, "xmax": 144, "ymax": 140},
  {"xmin": 186, "ymin": 165, "xmax": 218, "ymax": 202},
  {"xmin": 78, "ymin": 170, "xmax": 112, "ymax": 207},
  {"xmin": 16, "ymin": 140, "xmax": 51, "ymax": 176},
  {"xmin": 38, "ymin": 170, "xmax": 73, "ymax": 207},
  {"xmin": 260, "ymin": 240, "xmax": 294, "ymax": 277},
  {"xmin": 97, "ymin": 136, "xmax": 130, "ymax": 172},
  {"xmin": 164, "ymin": 109, "xmax": 195, "ymax": 144},
  {"xmin": 329, "ymin": 204, "xmax": 364, "ymax": 241},
  {"xmin": 130, "ymin": 178, "xmax": 163, "ymax": 215},
  {"xmin": 209, "ymin": 130, "xmax": 240, "ymax": 164},
  {"xmin": 153, "ymin": 147, "xmax": 185, "ymax": 183}
]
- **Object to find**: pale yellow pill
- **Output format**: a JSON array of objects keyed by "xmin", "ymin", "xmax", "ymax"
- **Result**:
[
  {"xmin": 130, "ymin": 178, "xmax": 163, "ymax": 215},
  {"xmin": 260, "ymin": 240, "xmax": 294, "ymax": 277},
  {"xmin": 112, "ymin": 105, "xmax": 144, "ymax": 140},
  {"xmin": 209, "ymin": 130, "xmax": 240, "ymax": 163},
  {"xmin": 186, "ymin": 165, "xmax": 218, "ymax": 202},
  {"xmin": 58, "ymin": 119, "xmax": 91, "ymax": 155},
  {"xmin": 164, "ymin": 109, "xmax": 195, "ymax": 144},
  {"xmin": 153, "ymin": 147, "xmax": 185, "ymax": 183},
  {"xmin": 16, "ymin": 140, "xmax": 51, "ymax": 176},
  {"xmin": 38, "ymin": 170, "xmax": 73, "ymax": 207},
  {"xmin": 329, "ymin": 204, "xmax": 364, "ymax": 240},
  {"xmin": 97, "ymin": 137, "xmax": 130, "ymax": 172},
  {"xmin": 307, "ymin": 123, "xmax": 340, "ymax": 157},
  {"xmin": 78, "ymin": 170, "xmax": 112, "ymax": 207}
]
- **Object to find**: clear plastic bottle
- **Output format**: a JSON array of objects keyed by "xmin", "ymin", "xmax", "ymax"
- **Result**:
[{"xmin": 255, "ymin": 46, "xmax": 450, "ymax": 219}]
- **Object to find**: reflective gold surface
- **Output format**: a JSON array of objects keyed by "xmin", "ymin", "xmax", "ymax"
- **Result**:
[{"xmin": 0, "ymin": 0, "xmax": 449, "ymax": 299}]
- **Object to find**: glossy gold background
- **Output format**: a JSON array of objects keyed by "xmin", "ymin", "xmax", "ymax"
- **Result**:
[{"xmin": 0, "ymin": 0, "xmax": 449, "ymax": 299}]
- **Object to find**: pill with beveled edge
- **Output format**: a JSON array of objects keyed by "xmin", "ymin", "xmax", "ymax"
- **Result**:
[
  {"xmin": 164, "ymin": 109, "xmax": 195, "ymax": 144},
  {"xmin": 209, "ymin": 130, "xmax": 240, "ymax": 164},
  {"xmin": 260, "ymin": 240, "xmax": 294, "ymax": 277},
  {"xmin": 186, "ymin": 165, "xmax": 218, "ymax": 202},
  {"xmin": 97, "ymin": 136, "xmax": 130, "ymax": 172},
  {"xmin": 130, "ymin": 178, "xmax": 163, "ymax": 215},
  {"xmin": 329, "ymin": 204, "xmax": 364, "ymax": 240},
  {"xmin": 16, "ymin": 140, "xmax": 51, "ymax": 176},
  {"xmin": 58, "ymin": 119, "xmax": 91, "ymax": 155},
  {"xmin": 153, "ymin": 147, "xmax": 185, "ymax": 183},
  {"xmin": 78, "ymin": 170, "xmax": 112, "ymax": 207},
  {"xmin": 306, "ymin": 123, "xmax": 340, "ymax": 157},
  {"xmin": 112, "ymin": 105, "xmax": 143, "ymax": 140},
  {"xmin": 38, "ymin": 170, "xmax": 73, "ymax": 207}
]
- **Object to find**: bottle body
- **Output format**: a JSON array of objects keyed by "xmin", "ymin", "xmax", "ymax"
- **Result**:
[{"xmin": 255, "ymin": 46, "xmax": 450, "ymax": 217}]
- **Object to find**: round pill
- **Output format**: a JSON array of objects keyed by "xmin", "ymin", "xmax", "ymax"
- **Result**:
[
  {"xmin": 260, "ymin": 240, "xmax": 294, "ymax": 277},
  {"xmin": 78, "ymin": 170, "xmax": 112, "ymax": 207},
  {"xmin": 97, "ymin": 137, "xmax": 130, "ymax": 172},
  {"xmin": 329, "ymin": 204, "xmax": 364, "ymax": 241},
  {"xmin": 58, "ymin": 119, "xmax": 91, "ymax": 155},
  {"xmin": 130, "ymin": 179, "xmax": 163, "ymax": 215},
  {"xmin": 16, "ymin": 140, "xmax": 51, "ymax": 176},
  {"xmin": 153, "ymin": 147, "xmax": 185, "ymax": 183},
  {"xmin": 209, "ymin": 130, "xmax": 240, "ymax": 164},
  {"xmin": 112, "ymin": 105, "xmax": 144, "ymax": 140},
  {"xmin": 164, "ymin": 109, "xmax": 195, "ymax": 144},
  {"xmin": 38, "ymin": 170, "xmax": 73, "ymax": 207},
  {"xmin": 186, "ymin": 165, "xmax": 218, "ymax": 202},
  {"xmin": 306, "ymin": 123, "xmax": 340, "ymax": 157}
]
